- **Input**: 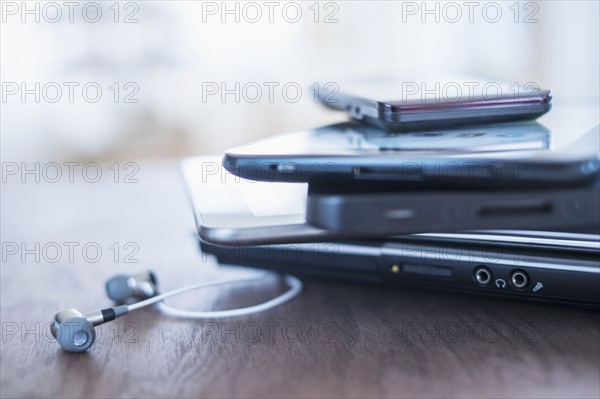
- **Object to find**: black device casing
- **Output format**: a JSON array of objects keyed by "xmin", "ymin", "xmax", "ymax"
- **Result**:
[
  {"xmin": 200, "ymin": 235, "xmax": 600, "ymax": 308},
  {"xmin": 306, "ymin": 180, "xmax": 600, "ymax": 236}
]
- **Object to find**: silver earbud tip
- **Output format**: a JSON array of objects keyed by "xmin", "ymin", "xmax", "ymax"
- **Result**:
[
  {"xmin": 51, "ymin": 310, "xmax": 96, "ymax": 353},
  {"xmin": 105, "ymin": 275, "xmax": 134, "ymax": 303}
]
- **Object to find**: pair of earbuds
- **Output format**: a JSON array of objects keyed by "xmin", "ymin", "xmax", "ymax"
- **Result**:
[{"xmin": 51, "ymin": 271, "xmax": 303, "ymax": 352}]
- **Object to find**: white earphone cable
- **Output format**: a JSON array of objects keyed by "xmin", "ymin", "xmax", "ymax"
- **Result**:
[{"xmin": 126, "ymin": 273, "xmax": 302, "ymax": 318}]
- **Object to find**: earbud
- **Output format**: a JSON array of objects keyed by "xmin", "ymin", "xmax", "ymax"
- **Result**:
[
  {"xmin": 50, "ymin": 309, "xmax": 96, "ymax": 352},
  {"xmin": 105, "ymin": 271, "xmax": 159, "ymax": 303},
  {"xmin": 51, "ymin": 270, "xmax": 158, "ymax": 353},
  {"xmin": 51, "ymin": 306, "xmax": 129, "ymax": 352},
  {"xmin": 51, "ymin": 270, "xmax": 303, "ymax": 353}
]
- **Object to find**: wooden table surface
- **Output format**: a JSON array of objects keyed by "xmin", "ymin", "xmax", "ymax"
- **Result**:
[{"xmin": 1, "ymin": 160, "xmax": 599, "ymax": 399}]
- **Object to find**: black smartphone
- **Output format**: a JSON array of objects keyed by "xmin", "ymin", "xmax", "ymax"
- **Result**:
[
  {"xmin": 222, "ymin": 122, "xmax": 599, "ymax": 189},
  {"xmin": 314, "ymin": 77, "xmax": 552, "ymax": 131}
]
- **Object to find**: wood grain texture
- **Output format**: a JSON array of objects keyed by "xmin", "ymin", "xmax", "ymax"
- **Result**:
[{"xmin": 1, "ymin": 160, "xmax": 599, "ymax": 399}]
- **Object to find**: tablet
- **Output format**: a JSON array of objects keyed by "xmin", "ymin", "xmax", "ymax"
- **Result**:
[{"xmin": 223, "ymin": 122, "xmax": 599, "ymax": 189}]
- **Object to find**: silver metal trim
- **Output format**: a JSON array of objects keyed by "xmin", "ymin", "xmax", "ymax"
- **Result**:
[{"xmin": 417, "ymin": 232, "xmax": 600, "ymax": 250}]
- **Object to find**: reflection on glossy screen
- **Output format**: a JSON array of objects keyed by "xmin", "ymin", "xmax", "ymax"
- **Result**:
[
  {"xmin": 229, "ymin": 121, "xmax": 551, "ymax": 156},
  {"xmin": 182, "ymin": 156, "xmax": 306, "ymax": 228}
]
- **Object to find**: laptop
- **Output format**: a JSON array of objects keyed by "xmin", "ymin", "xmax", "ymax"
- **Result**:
[{"xmin": 182, "ymin": 156, "xmax": 600, "ymax": 307}]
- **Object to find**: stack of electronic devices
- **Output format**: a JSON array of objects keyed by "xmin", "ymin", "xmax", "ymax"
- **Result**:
[{"xmin": 182, "ymin": 78, "xmax": 600, "ymax": 307}]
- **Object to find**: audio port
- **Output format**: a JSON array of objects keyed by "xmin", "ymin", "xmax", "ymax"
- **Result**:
[
  {"xmin": 510, "ymin": 270, "xmax": 529, "ymax": 289},
  {"xmin": 474, "ymin": 266, "xmax": 492, "ymax": 285}
]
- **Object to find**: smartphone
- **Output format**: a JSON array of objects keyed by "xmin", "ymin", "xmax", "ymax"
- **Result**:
[
  {"xmin": 314, "ymin": 77, "xmax": 552, "ymax": 130},
  {"xmin": 200, "ymin": 231, "xmax": 600, "ymax": 307},
  {"xmin": 306, "ymin": 179, "xmax": 600, "ymax": 235},
  {"xmin": 223, "ymin": 122, "xmax": 600, "ymax": 189}
]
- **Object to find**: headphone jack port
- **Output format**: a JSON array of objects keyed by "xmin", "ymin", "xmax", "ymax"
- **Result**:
[
  {"xmin": 510, "ymin": 270, "xmax": 529, "ymax": 289},
  {"xmin": 474, "ymin": 266, "xmax": 492, "ymax": 285}
]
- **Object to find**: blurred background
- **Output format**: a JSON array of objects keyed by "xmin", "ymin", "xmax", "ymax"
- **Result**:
[{"xmin": 1, "ymin": 0, "xmax": 599, "ymax": 162}]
